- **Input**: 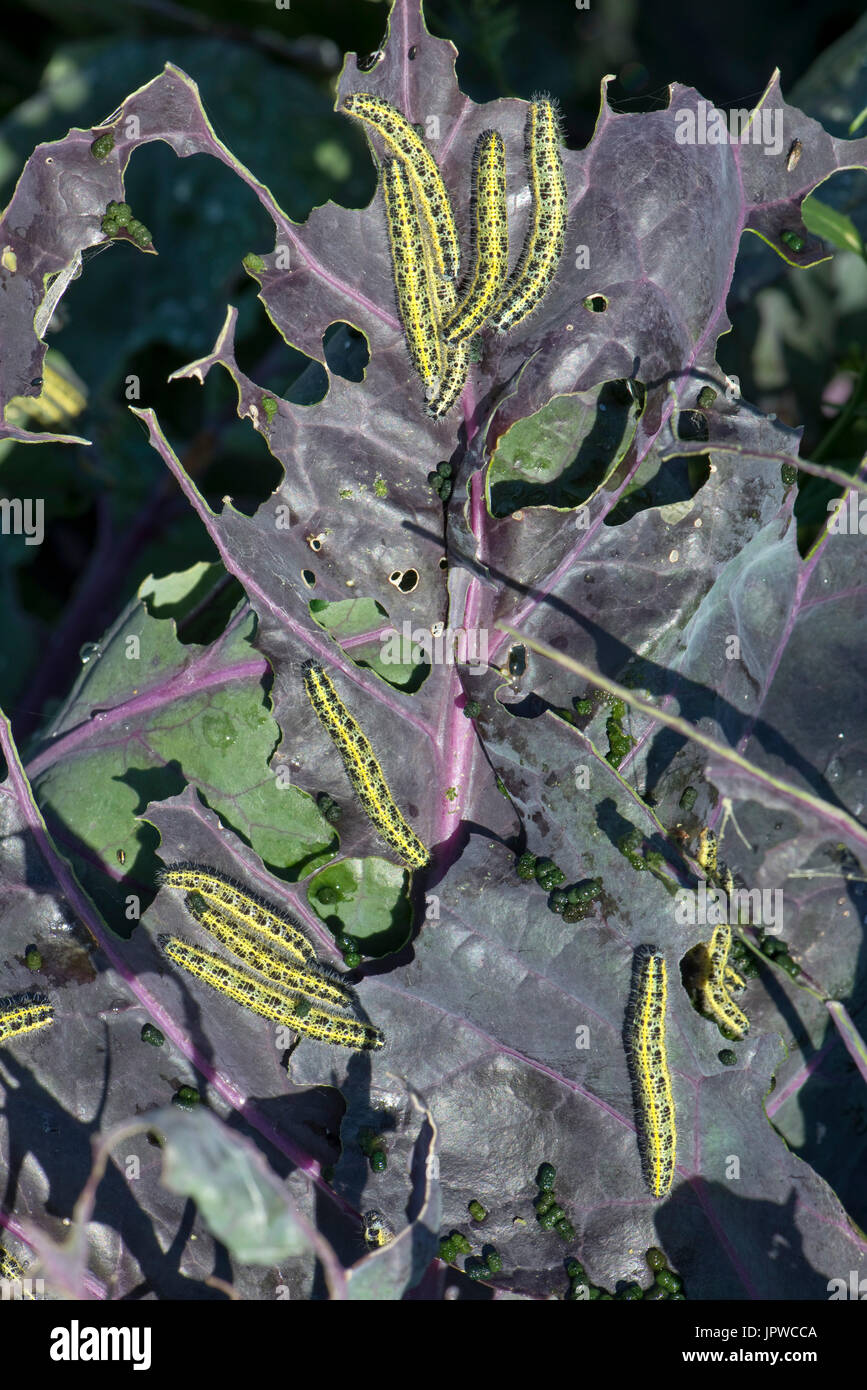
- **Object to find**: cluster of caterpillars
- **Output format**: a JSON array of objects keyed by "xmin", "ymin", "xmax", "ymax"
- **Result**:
[
  {"xmin": 341, "ymin": 92, "xmax": 567, "ymax": 417},
  {"xmin": 159, "ymin": 866, "xmax": 385, "ymax": 1052}
]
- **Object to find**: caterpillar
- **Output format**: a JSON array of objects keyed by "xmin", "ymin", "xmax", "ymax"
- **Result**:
[
  {"xmin": 0, "ymin": 992, "xmax": 54, "ymax": 1043},
  {"xmin": 625, "ymin": 946, "xmax": 676, "ymax": 1200},
  {"xmin": 424, "ymin": 259, "xmax": 469, "ymax": 418},
  {"xmin": 159, "ymin": 865, "xmax": 318, "ymax": 968},
  {"xmin": 696, "ymin": 827, "xmax": 717, "ymax": 878},
  {"xmin": 697, "ymin": 923, "xmax": 750, "ymax": 1041},
  {"xmin": 441, "ymin": 130, "xmax": 509, "ymax": 343},
  {"xmin": 382, "ymin": 157, "xmax": 446, "ymax": 395},
  {"xmin": 191, "ymin": 902, "xmax": 356, "ymax": 1014},
  {"xmin": 302, "ymin": 661, "xmax": 430, "ymax": 870},
  {"xmin": 0, "ymin": 1249, "xmax": 27, "ymax": 1280},
  {"xmin": 488, "ymin": 98, "xmax": 567, "ymax": 334},
  {"xmin": 0, "ymin": 1247, "xmax": 37, "ymax": 1298},
  {"xmin": 362, "ymin": 1209, "xmax": 396, "ymax": 1249},
  {"xmin": 342, "ymin": 92, "xmax": 460, "ymax": 280},
  {"xmin": 423, "ymin": 338, "xmax": 469, "ymax": 419},
  {"xmin": 159, "ymin": 936, "xmax": 385, "ymax": 1051}
]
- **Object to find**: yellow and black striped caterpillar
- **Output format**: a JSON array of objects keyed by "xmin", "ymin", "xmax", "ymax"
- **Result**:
[
  {"xmin": 302, "ymin": 661, "xmax": 430, "ymax": 870},
  {"xmin": 625, "ymin": 945, "xmax": 676, "ymax": 1199},
  {"xmin": 0, "ymin": 991, "xmax": 54, "ymax": 1044},
  {"xmin": 340, "ymin": 91, "xmax": 567, "ymax": 418},
  {"xmin": 159, "ymin": 866, "xmax": 385, "ymax": 1051}
]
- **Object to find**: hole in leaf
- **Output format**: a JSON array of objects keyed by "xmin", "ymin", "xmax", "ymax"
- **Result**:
[
  {"xmin": 323, "ymin": 322, "xmax": 369, "ymax": 382},
  {"xmin": 582, "ymin": 294, "xmax": 608, "ymax": 313},
  {"xmin": 389, "ymin": 569, "xmax": 419, "ymax": 593},
  {"xmin": 307, "ymin": 534, "xmax": 324, "ymax": 551},
  {"xmin": 302, "ymin": 570, "xmax": 316, "ymax": 588}
]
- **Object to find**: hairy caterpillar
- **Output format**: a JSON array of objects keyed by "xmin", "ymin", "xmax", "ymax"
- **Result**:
[
  {"xmin": 382, "ymin": 157, "xmax": 446, "ymax": 394},
  {"xmin": 160, "ymin": 865, "xmax": 318, "ymax": 968},
  {"xmin": 625, "ymin": 946, "xmax": 676, "ymax": 1199},
  {"xmin": 362, "ymin": 1209, "xmax": 396, "ymax": 1249},
  {"xmin": 191, "ymin": 902, "xmax": 356, "ymax": 1014},
  {"xmin": 423, "ymin": 258, "xmax": 469, "ymax": 418},
  {"xmin": 0, "ymin": 992, "xmax": 54, "ymax": 1043},
  {"xmin": 441, "ymin": 130, "xmax": 509, "ymax": 343},
  {"xmin": 697, "ymin": 923, "xmax": 750, "ymax": 1041},
  {"xmin": 423, "ymin": 337, "xmax": 469, "ymax": 419},
  {"xmin": 488, "ymin": 98, "xmax": 567, "ymax": 334},
  {"xmin": 302, "ymin": 660, "xmax": 430, "ymax": 869},
  {"xmin": 342, "ymin": 92, "xmax": 460, "ymax": 280},
  {"xmin": 696, "ymin": 827, "xmax": 717, "ymax": 878},
  {"xmin": 159, "ymin": 936, "xmax": 385, "ymax": 1051}
]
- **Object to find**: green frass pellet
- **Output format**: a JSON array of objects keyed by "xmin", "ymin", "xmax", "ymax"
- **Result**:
[
  {"xmin": 482, "ymin": 1245, "xmax": 502, "ymax": 1273},
  {"xmin": 438, "ymin": 479, "xmax": 453, "ymax": 502},
  {"xmin": 463, "ymin": 700, "xmax": 481, "ymax": 719},
  {"xmin": 679, "ymin": 785, "xmax": 698, "ymax": 812},
  {"xmin": 534, "ymin": 1192, "xmax": 554, "ymax": 1215},
  {"xmin": 781, "ymin": 462, "xmax": 798, "ymax": 486},
  {"xmin": 538, "ymin": 1209, "xmax": 557, "ymax": 1231},
  {"xmin": 535, "ymin": 858, "xmax": 565, "ymax": 889},
  {"xmin": 536, "ymin": 1162, "xmax": 556, "ymax": 1190},
  {"xmin": 549, "ymin": 889, "xmax": 568, "ymax": 914},
  {"xmin": 370, "ymin": 1149, "xmax": 387, "ymax": 1173},
  {"xmin": 262, "ymin": 396, "xmax": 278, "ymax": 423},
  {"xmin": 573, "ymin": 697, "xmax": 592, "ymax": 716},
  {"xmin": 644, "ymin": 1283, "xmax": 669, "ymax": 1300},
  {"xmin": 516, "ymin": 852, "xmax": 537, "ymax": 882},
  {"xmin": 697, "ymin": 386, "xmax": 717, "ymax": 409},
  {"xmin": 343, "ymin": 950, "xmax": 362, "ymax": 969},
  {"xmin": 436, "ymin": 460, "xmax": 453, "ymax": 477},
  {"xmin": 101, "ymin": 216, "xmax": 120, "ymax": 236},
  {"xmin": 645, "ymin": 1247, "xmax": 667, "ymax": 1271},
  {"xmin": 556, "ymin": 1220, "xmax": 575, "ymax": 1241},
  {"xmin": 565, "ymin": 1258, "xmax": 585, "ymax": 1279},
  {"xmin": 655, "ymin": 1268, "xmax": 682, "ymax": 1293},
  {"xmin": 468, "ymin": 1200, "xmax": 487, "ymax": 1222},
  {"xmin": 548, "ymin": 1205, "xmax": 565, "ymax": 1224},
  {"xmin": 567, "ymin": 878, "xmax": 602, "ymax": 904},
  {"xmin": 316, "ymin": 792, "xmax": 342, "ymax": 824},
  {"xmin": 718, "ymin": 1048, "xmax": 737, "ymax": 1066},
  {"xmin": 113, "ymin": 202, "xmax": 132, "ymax": 226},
  {"xmin": 141, "ymin": 1023, "xmax": 165, "ymax": 1047},
  {"xmin": 439, "ymin": 1236, "xmax": 457, "ymax": 1262},
  {"xmin": 91, "ymin": 131, "xmax": 115, "ymax": 159},
  {"xmin": 24, "ymin": 947, "xmax": 42, "ymax": 971},
  {"xmin": 243, "ymin": 252, "xmax": 265, "ymax": 273},
  {"xmin": 451, "ymin": 1232, "xmax": 472, "ymax": 1256},
  {"xmin": 619, "ymin": 1282, "xmax": 643, "ymax": 1300},
  {"xmin": 781, "ymin": 229, "xmax": 805, "ymax": 252},
  {"xmin": 172, "ymin": 1085, "xmax": 201, "ymax": 1110}
]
